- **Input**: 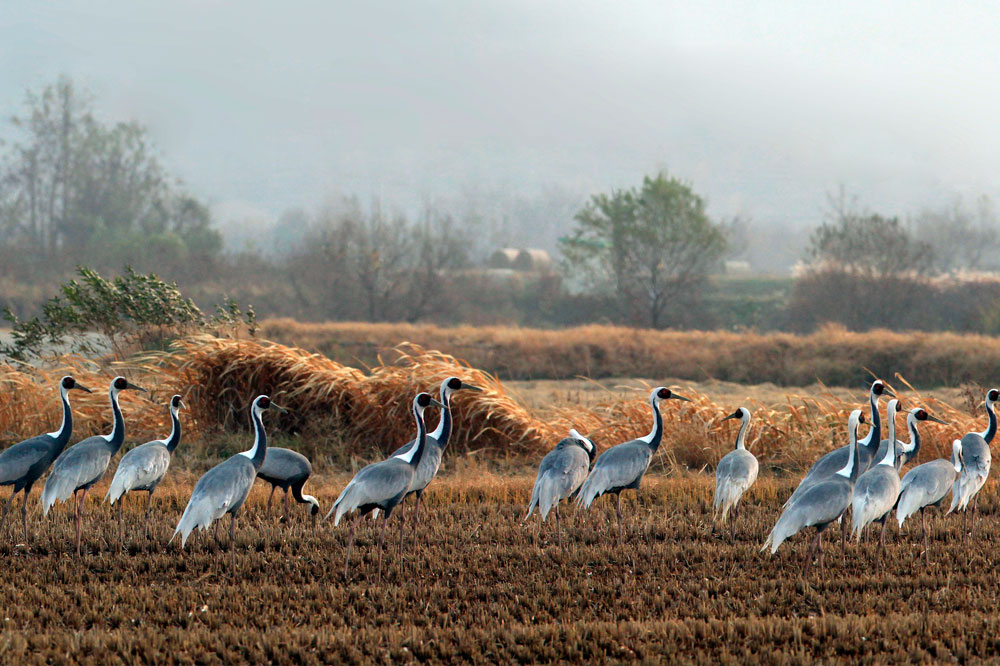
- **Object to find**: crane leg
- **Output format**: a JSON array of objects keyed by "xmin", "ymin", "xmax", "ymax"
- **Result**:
[
  {"xmin": 21, "ymin": 489, "xmax": 29, "ymax": 544},
  {"xmin": 841, "ymin": 515, "xmax": 848, "ymax": 559},
  {"xmin": 214, "ymin": 519, "xmax": 221, "ymax": 547},
  {"xmin": 266, "ymin": 486, "xmax": 276, "ymax": 517},
  {"xmin": 377, "ymin": 512, "xmax": 389, "ymax": 583},
  {"xmin": 615, "ymin": 494, "xmax": 624, "ymax": 544},
  {"xmin": 0, "ymin": 488, "xmax": 17, "ymax": 536},
  {"xmin": 230, "ymin": 513, "xmax": 237, "ymax": 544},
  {"xmin": 75, "ymin": 487, "xmax": 88, "ymax": 556},
  {"xmin": 284, "ymin": 488, "xmax": 291, "ymax": 522},
  {"xmin": 555, "ymin": 505, "xmax": 561, "ymax": 547},
  {"xmin": 973, "ymin": 496, "xmax": 979, "ymax": 538},
  {"xmin": 397, "ymin": 506, "xmax": 406, "ymax": 555},
  {"xmin": 410, "ymin": 492, "xmax": 422, "ymax": 548},
  {"xmin": 343, "ymin": 513, "xmax": 362, "ymax": 581},
  {"xmin": 879, "ymin": 517, "xmax": 888, "ymax": 552},
  {"xmin": 921, "ymin": 508, "xmax": 929, "ymax": 556},
  {"xmin": 818, "ymin": 532, "xmax": 825, "ymax": 576},
  {"xmin": 803, "ymin": 530, "xmax": 821, "ymax": 576}
]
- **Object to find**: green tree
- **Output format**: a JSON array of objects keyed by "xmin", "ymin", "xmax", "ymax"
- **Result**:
[{"xmin": 560, "ymin": 173, "xmax": 727, "ymax": 328}]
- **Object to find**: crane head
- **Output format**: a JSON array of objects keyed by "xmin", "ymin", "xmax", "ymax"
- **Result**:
[
  {"xmin": 61, "ymin": 376, "xmax": 93, "ymax": 393},
  {"xmin": 871, "ymin": 380, "xmax": 895, "ymax": 398},
  {"xmin": 652, "ymin": 387, "xmax": 691, "ymax": 404},
  {"xmin": 111, "ymin": 376, "xmax": 147, "ymax": 394}
]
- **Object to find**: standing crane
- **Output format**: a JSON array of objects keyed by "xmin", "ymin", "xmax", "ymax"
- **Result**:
[
  {"xmin": 381, "ymin": 376, "xmax": 481, "ymax": 542},
  {"xmin": 576, "ymin": 387, "xmax": 691, "ymax": 543},
  {"xmin": 948, "ymin": 388, "xmax": 998, "ymax": 536},
  {"xmin": 524, "ymin": 428, "xmax": 596, "ymax": 545},
  {"xmin": 41, "ymin": 376, "xmax": 146, "ymax": 555},
  {"xmin": 762, "ymin": 410, "xmax": 865, "ymax": 574},
  {"xmin": 713, "ymin": 407, "xmax": 759, "ymax": 541},
  {"xmin": 324, "ymin": 392, "xmax": 444, "ymax": 581},
  {"xmin": 0, "ymin": 376, "xmax": 92, "ymax": 542},
  {"xmin": 898, "ymin": 436, "xmax": 963, "ymax": 552},
  {"xmin": 106, "ymin": 395, "xmax": 185, "ymax": 525},
  {"xmin": 784, "ymin": 380, "xmax": 892, "ymax": 507},
  {"xmin": 171, "ymin": 395, "xmax": 284, "ymax": 548}
]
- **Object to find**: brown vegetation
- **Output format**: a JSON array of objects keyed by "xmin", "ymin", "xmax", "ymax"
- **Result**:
[
  {"xmin": 261, "ymin": 318, "xmax": 1000, "ymax": 387},
  {"xmin": 0, "ymin": 335, "xmax": 990, "ymax": 473},
  {"xmin": 0, "ymin": 474, "xmax": 996, "ymax": 664}
]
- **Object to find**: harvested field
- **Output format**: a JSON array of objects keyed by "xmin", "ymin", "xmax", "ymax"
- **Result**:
[{"xmin": 0, "ymin": 472, "xmax": 997, "ymax": 664}]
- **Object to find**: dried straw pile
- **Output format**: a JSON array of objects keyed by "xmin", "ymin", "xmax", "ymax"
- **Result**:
[
  {"xmin": 355, "ymin": 344, "xmax": 559, "ymax": 457},
  {"xmin": 0, "ymin": 357, "xmax": 175, "ymax": 444},
  {"xmin": 162, "ymin": 335, "xmax": 368, "ymax": 437}
]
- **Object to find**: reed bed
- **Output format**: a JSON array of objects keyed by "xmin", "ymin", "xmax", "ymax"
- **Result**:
[
  {"xmin": 262, "ymin": 318, "xmax": 1000, "ymax": 387},
  {"xmin": 0, "ymin": 336, "xmax": 992, "ymax": 473}
]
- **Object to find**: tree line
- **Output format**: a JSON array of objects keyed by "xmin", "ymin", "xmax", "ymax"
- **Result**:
[{"xmin": 4, "ymin": 78, "xmax": 1000, "ymax": 335}]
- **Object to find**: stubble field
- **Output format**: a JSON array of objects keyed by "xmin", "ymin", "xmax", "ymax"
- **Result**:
[{"xmin": 0, "ymin": 471, "xmax": 997, "ymax": 665}]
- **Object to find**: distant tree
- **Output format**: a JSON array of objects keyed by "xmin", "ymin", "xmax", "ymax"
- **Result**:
[
  {"xmin": 911, "ymin": 195, "xmax": 1000, "ymax": 273},
  {"xmin": 285, "ymin": 199, "xmax": 469, "ymax": 322},
  {"xmin": 560, "ymin": 173, "xmax": 727, "ymax": 328},
  {"xmin": 0, "ymin": 77, "xmax": 221, "ymax": 278},
  {"xmin": 790, "ymin": 191, "xmax": 935, "ymax": 331}
]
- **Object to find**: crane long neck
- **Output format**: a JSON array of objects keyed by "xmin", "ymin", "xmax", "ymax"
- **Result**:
[
  {"xmin": 734, "ymin": 415, "xmax": 750, "ymax": 451},
  {"xmin": 245, "ymin": 407, "xmax": 267, "ymax": 469},
  {"xmin": 644, "ymin": 399, "xmax": 664, "ymax": 451},
  {"xmin": 409, "ymin": 405, "xmax": 428, "ymax": 468},
  {"xmin": 860, "ymin": 390, "xmax": 881, "ymax": 452},
  {"xmin": 105, "ymin": 389, "xmax": 126, "ymax": 453},
  {"xmin": 877, "ymin": 411, "xmax": 896, "ymax": 467},
  {"xmin": 900, "ymin": 415, "xmax": 921, "ymax": 469},
  {"xmin": 837, "ymin": 422, "xmax": 860, "ymax": 481},
  {"xmin": 48, "ymin": 385, "xmax": 74, "ymax": 447},
  {"xmin": 164, "ymin": 408, "xmax": 181, "ymax": 453},
  {"xmin": 980, "ymin": 400, "xmax": 997, "ymax": 443},
  {"xmin": 430, "ymin": 386, "xmax": 452, "ymax": 445}
]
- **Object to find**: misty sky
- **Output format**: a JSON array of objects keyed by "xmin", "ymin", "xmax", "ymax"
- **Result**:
[{"xmin": 3, "ymin": 1, "xmax": 1000, "ymax": 244}]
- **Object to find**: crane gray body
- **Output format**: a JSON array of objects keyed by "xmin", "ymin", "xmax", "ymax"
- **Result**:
[
  {"xmin": 526, "ymin": 431, "xmax": 595, "ymax": 521},
  {"xmin": 257, "ymin": 447, "xmax": 319, "ymax": 515},
  {"xmin": 106, "ymin": 395, "xmax": 183, "ymax": 504},
  {"xmin": 172, "ymin": 395, "xmax": 276, "ymax": 548},
  {"xmin": 948, "ymin": 390, "xmax": 996, "ymax": 516},
  {"xmin": 713, "ymin": 407, "xmax": 758, "ymax": 524},
  {"xmin": 763, "ymin": 409, "xmax": 865, "ymax": 569},
  {"xmin": 784, "ymin": 381, "xmax": 889, "ymax": 507}
]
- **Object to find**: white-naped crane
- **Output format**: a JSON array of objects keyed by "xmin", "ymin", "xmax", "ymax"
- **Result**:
[
  {"xmin": 0, "ymin": 376, "xmax": 92, "ymax": 542},
  {"xmin": 524, "ymin": 428, "xmax": 596, "ymax": 545},
  {"xmin": 784, "ymin": 380, "xmax": 893, "ymax": 508},
  {"xmin": 576, "ymin": 387, "xmax": 691, "ymax": 543},
  {"xmin": 379, "ymin": 376, "xmax": 481, "ymax": 543},
  {"xmin": 852, "ymin": 401, "xmax": 947, "ymax": 549},
  {"xmin": 171, "ymin": 395, "xmax": 285, "ymax": 548},
  {"xmin": 257, "ymin": 447, "xmax": 320, "ymax": 523},
  {"xmin": 41, "ymin": 376, "xmax": 146, "ymax": 555},
  {"xmin": 324, "ymin": 392, "xmax": 445, "ymax": 581},
  {"xmin": 106, "ymin": 394, "xmax": 185, "ymax": 527},
  {"xmin": 897, "ymin": 438, "xmax": 963, "ymax": 552},
  {"xmin": 762, "ymin": 410, "xmax": 865, "ymax": 575},
  {"xmin": 713, "ymin": 407, "xmax": 758, "ymax": 541},
  {"xmin": 948, "ymin": 388, "xmax": 998, "ymax": 537}
]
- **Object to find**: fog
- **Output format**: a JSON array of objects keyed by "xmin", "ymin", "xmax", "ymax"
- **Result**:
[{"xmin": 4, "ymin": 1, "xmax": 999, "ymax": 257}]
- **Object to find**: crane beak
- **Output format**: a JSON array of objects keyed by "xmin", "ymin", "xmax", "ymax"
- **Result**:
[
  {"xmin": 721, "ymin": 412, "xmax": 739, "ymax": 422},
  {"xmin": 271, "ymin": 403, "xmax": 289, "ymax": 413},
  {"xmin": 430, "ymin": 398, "xmax": 447, "ymax": 409},
  {"xmin": 927, "ymin": 414, "xmax": 949, "ymax": 425},
  {"xmin": 671, "ymin": 393, "xmax": 692, "ymax": 402},
  {"xmin": 883, "ymin": 386, "xmax": 897, "ymax": 398},
  {"xmin": 125, "ymin": 382, "xmax": 148, "ymax": 393},
  {"xmin": 178, "ymin": 400, "xmax": 188, "ymax": 411},
  {"xmin": 74, "ymin": 384, "xmax": 94, "ymax": 394},
  {"xmin": 463, "ymin": 384, "xmax": 484, "ymax": 393}
]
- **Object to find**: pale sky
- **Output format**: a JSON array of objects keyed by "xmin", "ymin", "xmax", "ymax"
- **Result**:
[{"xmin": 2, "ymin": 1, "xmax": 999, "ymax": 246}]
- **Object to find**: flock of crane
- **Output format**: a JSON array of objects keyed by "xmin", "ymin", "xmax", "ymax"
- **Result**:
[{"xmin": 0, "ymin": 374, "xmax": 994, "ymax": 579}]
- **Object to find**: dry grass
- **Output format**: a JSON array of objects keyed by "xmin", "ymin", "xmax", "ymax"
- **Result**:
[
  {"xmin": 262, "ymin": 318, "xmax": 1000, "ymax": 387},
  {"xmin": 0, "ymin": 472, "xmax": 998, "ymax": 664},
  {"xmin": 1, "ymin": 336, "xmax": 993, "ymax": 473}
]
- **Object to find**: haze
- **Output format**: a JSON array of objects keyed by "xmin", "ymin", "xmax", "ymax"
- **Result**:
[{"xmin": 3, "ymin": 1, "xmax": 998, "ymax": 250}]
